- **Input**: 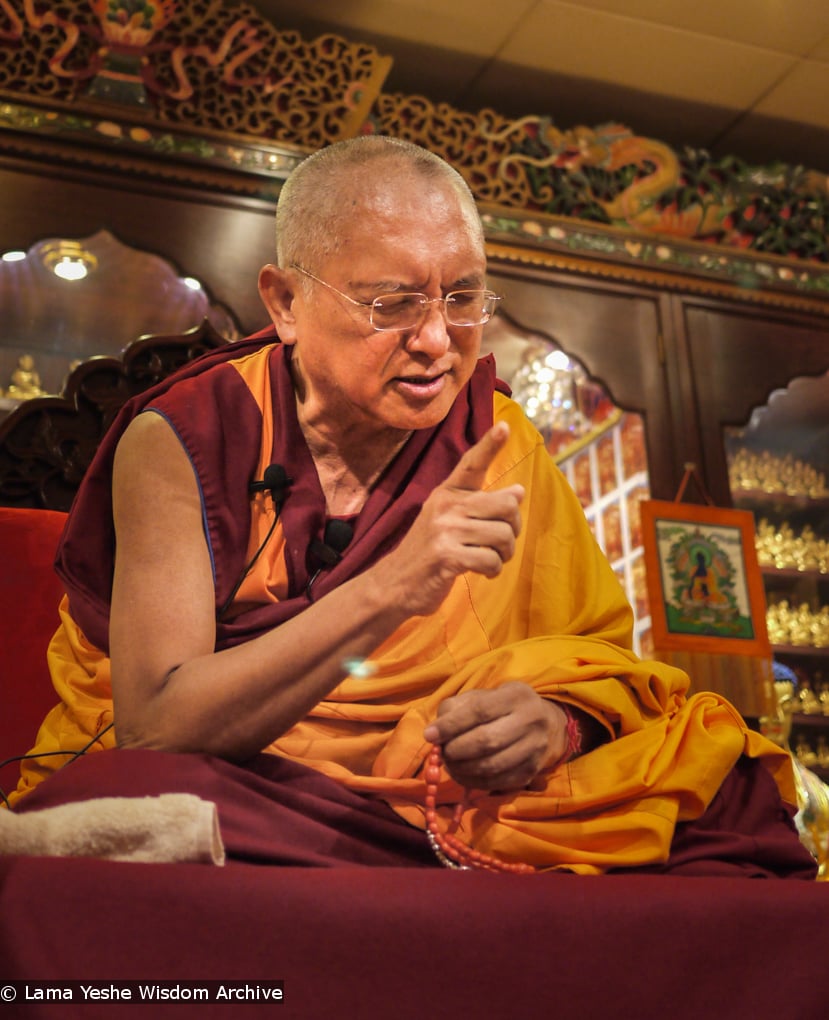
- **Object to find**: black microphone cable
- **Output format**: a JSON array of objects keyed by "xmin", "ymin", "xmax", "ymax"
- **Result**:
[
  {"xmin": 218, "ymin": 464, "xmax": 292, "ymax": 620},
  {"xmin": 0, "ymin": 721, "xmax": 115, "ymax": 810}
]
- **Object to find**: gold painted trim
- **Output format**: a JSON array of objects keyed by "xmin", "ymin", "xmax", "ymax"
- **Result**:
[{"xmin": 485, "ymin": 240, "xmax": 829, "ymax": 319}]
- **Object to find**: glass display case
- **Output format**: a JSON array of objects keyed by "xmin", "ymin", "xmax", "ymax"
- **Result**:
[{"xmin": 725, "ymin": 372, "xmax": 829, "ymax": 777}]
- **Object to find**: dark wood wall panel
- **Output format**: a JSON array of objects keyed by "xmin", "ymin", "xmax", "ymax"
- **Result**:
[{"xmin": 0, "ymin": 160, "xmax": 276, "ymax": 338}]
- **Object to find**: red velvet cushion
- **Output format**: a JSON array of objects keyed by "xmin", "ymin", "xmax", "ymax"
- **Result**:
[{"xmin": 0, "ymin": 508, "xmax": 68, "ymax": 790}]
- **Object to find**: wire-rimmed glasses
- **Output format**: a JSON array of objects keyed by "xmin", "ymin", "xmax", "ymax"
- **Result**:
[{"xmin": 291, "ymin": 264, "xmax": 501, "ymax": 332}]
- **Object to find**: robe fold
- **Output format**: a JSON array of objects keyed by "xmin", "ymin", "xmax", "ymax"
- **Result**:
[{"xmin": 12, "ymin": 330, "xmax": 803, "ymax": 874}]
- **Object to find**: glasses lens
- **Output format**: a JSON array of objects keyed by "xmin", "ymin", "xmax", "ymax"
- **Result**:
[
  {"xmin": 371, "ymin": 293, "xmax": 429, "ymax": 331},
  {"xmin": 445, "ymin": 290, "xmax": 499, "ymax": 326}
]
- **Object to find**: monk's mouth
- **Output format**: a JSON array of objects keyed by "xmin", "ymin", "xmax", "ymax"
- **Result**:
[{"xmin": 395, "ymin": 373, "xmax": 448, "ymax": 396}]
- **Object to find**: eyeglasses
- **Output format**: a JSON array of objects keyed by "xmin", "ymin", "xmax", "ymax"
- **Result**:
[{"xmin": 291, "ymin": 264, "xmax": 501, "ymax": 332}]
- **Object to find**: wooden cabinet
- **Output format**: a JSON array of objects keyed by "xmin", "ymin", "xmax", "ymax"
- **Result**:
[
  {"xmin": 673, "ymin": 296, "xmax": 829, "ymax": 506},
  {"xmin": 487, "ymin": 261, "xmax": 829, "ymax": 510}
]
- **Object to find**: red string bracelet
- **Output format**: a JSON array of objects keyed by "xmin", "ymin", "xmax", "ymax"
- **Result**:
[{"xmin": 560, "ymin": 704, "xmax": 583, "ymax": 762}]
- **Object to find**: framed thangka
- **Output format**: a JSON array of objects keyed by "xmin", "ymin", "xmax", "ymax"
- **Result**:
[
  {"xmin": 641, "ymin": 500, "xmax": 770, "ymax": 655},
  {"xmin": 640, "ymin": 499, "xmax": 773, "ymax": 716}
]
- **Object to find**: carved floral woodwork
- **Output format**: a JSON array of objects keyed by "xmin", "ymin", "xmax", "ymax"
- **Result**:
[
  {"xmin": 0, "ymin": 0, "xmax": 828, "ymax": 288},
  {"xmin": 0, "ymin": 0, "xmax": 391, "ymax": 147},
  {"xmin": 370, "ymin": 94, "xmax": 829, "ymax": 268}
]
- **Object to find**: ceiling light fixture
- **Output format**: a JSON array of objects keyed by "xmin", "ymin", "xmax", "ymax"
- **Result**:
[{"xmin": 40, "ymin": 241, "xmax": 98, "ymax": 282}]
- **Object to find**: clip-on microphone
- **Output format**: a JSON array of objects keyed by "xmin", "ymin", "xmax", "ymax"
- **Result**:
[
  {"xmin": 249, "ymin": 463, "xmax": 291, "ymax": 501},
  {"xmin": 306, "ymin": 519, "xmax": 354, "ymax": 600}
]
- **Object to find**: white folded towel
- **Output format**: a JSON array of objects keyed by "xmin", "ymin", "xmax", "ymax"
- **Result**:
[{"xmin": 0, "ymin": 794, "xmax": 225, "ymax": 865}]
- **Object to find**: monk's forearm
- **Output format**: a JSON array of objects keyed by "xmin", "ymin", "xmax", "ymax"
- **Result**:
[{"xmin": 113, "ymin": 570, "xmax": 411, "ymax": 759}]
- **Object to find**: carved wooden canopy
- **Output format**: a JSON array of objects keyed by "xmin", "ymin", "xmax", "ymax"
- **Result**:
[
  {"xmin": 0, "ymin": 319, "xmax": 227, "ymax": 510},
  {"xmin": 1, "ymin": 0, "xmax": 828, "ymax": 298}
]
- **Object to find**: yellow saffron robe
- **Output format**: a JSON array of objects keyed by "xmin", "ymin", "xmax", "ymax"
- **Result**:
[{"xmin": 13, "ymin": 358, "xmax": 795, "ymax": 873}]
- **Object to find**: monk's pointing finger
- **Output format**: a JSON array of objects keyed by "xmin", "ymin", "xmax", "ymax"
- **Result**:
[{"xmin": 443, "ymin": 421, "xmax": 510, "ymax": 493}]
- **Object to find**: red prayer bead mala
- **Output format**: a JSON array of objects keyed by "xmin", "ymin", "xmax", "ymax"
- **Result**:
[{"xmin": 423, "ymin": 744, "xmax": 536, "ymax": 874}]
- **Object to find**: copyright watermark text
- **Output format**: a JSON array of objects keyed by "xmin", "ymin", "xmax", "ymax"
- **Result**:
[{"xmin": 0, "ymin": 981, "xmax": 283, "ymax": 1004}]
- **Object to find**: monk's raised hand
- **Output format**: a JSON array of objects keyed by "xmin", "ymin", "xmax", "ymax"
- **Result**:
[{"xmin": 377, "ymin": 422, "xmax": 524, "ymax": 616}]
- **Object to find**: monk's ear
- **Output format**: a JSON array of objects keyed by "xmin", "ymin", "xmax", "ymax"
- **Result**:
[{"xmin": 258, "ymin": 264, "xmax": 299, "ymax": 344}]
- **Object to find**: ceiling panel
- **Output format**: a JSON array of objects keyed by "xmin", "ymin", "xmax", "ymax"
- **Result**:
[
  {"xmin": 251, "ymin": 1, "xmax": 829, "ymax": 173},
  {"xmin": 754, "ymin": 60, "xmax": 829, "ymax": 128},
  {"xmin": 254, "ymin": 0, "xmax": 536, "ymax": 53},
  {"xmin": 498, "ymin": 4, "xmax": 795, "ymax": 107},
  {"xmin": 804, "ymin": 31, "xmax": 829, "ymax": 62},
  {"xmin": 558, "ymin": 0, "xmax": 829, "ymax": 55}
]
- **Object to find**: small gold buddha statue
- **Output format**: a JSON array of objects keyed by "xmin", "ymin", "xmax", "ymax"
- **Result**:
[{"xmin": 6, "ymin": 354, "xmax": 46, "ymax": 400}]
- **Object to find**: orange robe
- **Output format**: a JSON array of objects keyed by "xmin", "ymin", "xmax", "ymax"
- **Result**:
[{"xmin": 12, "ymin": 344, "xmax": 796, "ymax": 874}]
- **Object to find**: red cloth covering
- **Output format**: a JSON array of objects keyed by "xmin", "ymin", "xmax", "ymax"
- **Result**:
[
  {"xmin": 1, "ymin": 753, "xmax": 827, "ymax": 1020},
  {"xmin": 0, "ymin": 859, "xmax": 826, "ymax": 1020},
  {"xmin": 13, "ymin": 748, "xmax": 817, "ymax": 879}
]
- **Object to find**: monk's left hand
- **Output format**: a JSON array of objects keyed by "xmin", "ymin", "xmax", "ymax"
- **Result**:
[{"xmin": 422, "ymin": 682, "xmax": 569, "ymax": 791}]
